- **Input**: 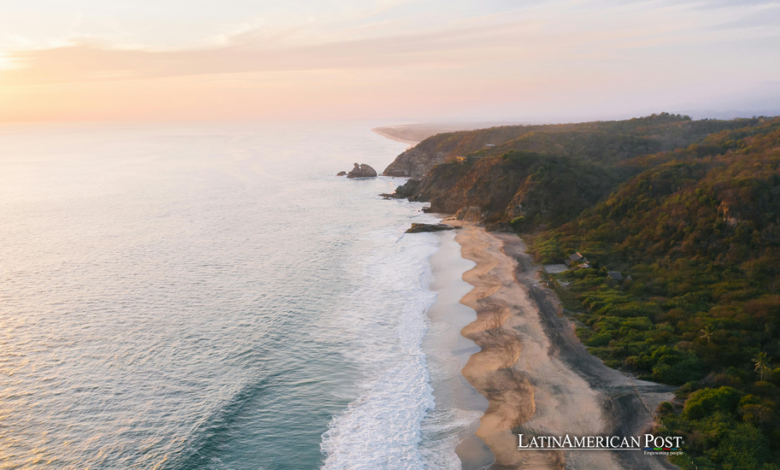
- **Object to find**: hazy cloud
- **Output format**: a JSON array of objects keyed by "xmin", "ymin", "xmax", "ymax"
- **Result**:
[{"xmin": 0, "ymin": 0, "xmax": 777, "ymax": 121}]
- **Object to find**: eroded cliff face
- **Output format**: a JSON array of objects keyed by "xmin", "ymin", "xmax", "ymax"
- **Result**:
[
  {"xmin": 382, "ymin": 146, "xmax": 452, "ymax": 177},
  {"xmin": 419, "ymin": 159, "xmax": 526, "ymax": 215},
  {"xmin": 403, "ymin": 152, "xmax": 629, "ymax": 230}
]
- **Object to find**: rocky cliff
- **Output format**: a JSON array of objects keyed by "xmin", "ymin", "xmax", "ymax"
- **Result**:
[{"xmin": 402, "ymin": 151, "xmax": 625, "ymax": 230}]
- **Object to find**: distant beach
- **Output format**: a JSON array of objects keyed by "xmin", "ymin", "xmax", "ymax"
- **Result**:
[
  {"xmin": 372, "ymin": 122, "xmax": 518, "ymax": 148},
  {"xmin": 371, "ymin": 127, "xmax": 421, "ymax": 146}
]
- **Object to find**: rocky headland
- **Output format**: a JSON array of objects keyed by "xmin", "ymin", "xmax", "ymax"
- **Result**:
[{"xmin": 381, "ymin": 114, "xmax": 760, "ymax": 229}]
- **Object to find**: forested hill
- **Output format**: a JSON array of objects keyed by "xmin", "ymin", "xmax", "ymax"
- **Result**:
[
  {"xmin": 382, "ymin": 113, "xmax": 756, "ymax": 178},
  {"xmin": 390, "ymin": 114, "xmax": 766, "ymax": 231},
  {"xmin": 389, "ymin": 114, "xmax": 780, "ymax": 469},
  {"xmin": 529, "ymin": 118, "xmax": 780, "ymax": 470}
]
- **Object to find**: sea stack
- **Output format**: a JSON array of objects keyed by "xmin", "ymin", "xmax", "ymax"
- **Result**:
[{"xmin": 346, "ymin": 163, "xmax": 377, "ymax": 178}]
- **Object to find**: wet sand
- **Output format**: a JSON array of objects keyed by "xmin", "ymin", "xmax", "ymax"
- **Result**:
[
  {"xmin": 425, "ymin": 230, "xmax": 493, "ymax": 469},
  {"xmin": 450, "ymin": 222, "xmax": 678, "ymax": 470}
]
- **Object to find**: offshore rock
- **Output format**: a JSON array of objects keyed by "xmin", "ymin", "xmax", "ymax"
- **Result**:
[
  {"xmin": 346, "ymin": 163, "xmax": 377, "ymax": 178},
  {"xmin": 405, "ymin": 223, "xmax": 455, "ymax": 233}
]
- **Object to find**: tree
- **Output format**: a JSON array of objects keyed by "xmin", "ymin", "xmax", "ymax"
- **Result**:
[
  {"xmin": 682, "ymin": 386, "xmax": 740, "ymax": 420},
  {"xmin": 700, "ymin": 325, "xmax": 715, "ymax": 344},
  {"xmin": 753, "ymin": 352, "xmax": 771, "ymax": 381}
]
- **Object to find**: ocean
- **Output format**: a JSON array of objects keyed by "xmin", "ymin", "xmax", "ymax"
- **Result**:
[{"xmin": 0, "ymin": 121, "xmax": 485, "ymax": 469}]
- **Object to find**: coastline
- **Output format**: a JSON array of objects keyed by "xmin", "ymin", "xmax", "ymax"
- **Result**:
[
  {"xmin": 373, "ymin": 130, "xmax": 675, "ymax": 469},
  {"xmin": 371, "ymin": 127, "xmax": 420, "ymax": 146},
  {"xmin": 423, "ymin": 229, "xmax": 493, "ymax": 470},
  {"xmin": 448, "ymin": 221, "xmax": 677, "ymax": 470}
]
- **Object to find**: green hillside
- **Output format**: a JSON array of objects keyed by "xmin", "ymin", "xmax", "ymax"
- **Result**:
[
  {"xmin": 390, "ymin": 114, "xmax": 780, "ymax": 468},
  {"xmin": 528, "ymin": 117, "xmax": 780, "ymax": 470},
  {"xmin": 384, "ymin": 113, "xmax": 758, "ymax": 177},
  {"xmin": 395, "ymin": 114, "xmax": 764, "ymax": 231}
]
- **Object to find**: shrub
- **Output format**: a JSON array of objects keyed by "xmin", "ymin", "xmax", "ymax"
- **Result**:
[
  {"xmin": 657, "ymin": 401, "xmax": 674, "ymax": 415},
  {"xmin": 586, "ymin": 332, "xmax": 612, "ymax": 347},
  {"xmin": 683, "ymin": 386, "xmax": 741, "ymax": 420},
  {"xmin": 652, "ymin": 357, "xmax": 705, "ymax": 385},
  {"xmin": 510, "ymin": 216, "xmax": 526, "ymax": 232},
  {"xmin": 708, "ymin": 422, "xmax": 773, "ymax": 470}
]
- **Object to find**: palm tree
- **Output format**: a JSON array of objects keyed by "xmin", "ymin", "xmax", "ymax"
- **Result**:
[
  {"xmin": 700, "ymin": 325, "xmax": 715, "ymax": 344},
  {"xmin": 753, "ymin": 352, "xmax": 771, "ymax": 381}
]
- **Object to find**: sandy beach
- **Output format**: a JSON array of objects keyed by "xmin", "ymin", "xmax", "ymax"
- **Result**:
[
  {"xmin": 371, "ymin": 127, "xmax": 421, "ymax": 146},
  {"xmin": 449, "ymin": 221, "xmax": 678, "ymax": 470}
]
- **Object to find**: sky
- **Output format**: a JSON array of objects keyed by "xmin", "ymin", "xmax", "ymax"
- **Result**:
[{"xmin": 0, "ymin": 0, "xmax": 779, "ymax": 122}]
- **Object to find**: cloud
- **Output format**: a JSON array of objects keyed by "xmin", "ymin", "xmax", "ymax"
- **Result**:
[
  {"xmin": 0, "ymin": 0, "xmax": 777, "ymax": 121},
  {"xmin": 690, "ymin": 0, "xmax": 780, "ymax": 9},
  {"xmin": 710, "ymin": 6, "xmax": 780, "ymax": 30},
  {"xmin": 0, "ymin": 18, "xmax": 542, "ymax": 84}
]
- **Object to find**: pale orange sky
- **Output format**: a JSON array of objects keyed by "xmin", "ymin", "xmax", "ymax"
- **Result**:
[{"xmin": 1, "ymin": 0, "xmax": 779, "ymax": 122}]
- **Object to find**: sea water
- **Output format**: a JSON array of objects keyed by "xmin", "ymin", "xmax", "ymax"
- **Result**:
[{"xmin": 0, "ymin": 121, "xmax": 483, "ymax": 469}]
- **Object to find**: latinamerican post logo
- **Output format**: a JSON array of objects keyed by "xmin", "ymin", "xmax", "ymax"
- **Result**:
[{"xmin": 518, "ymin": 434, "xmax": 684, "ymax": 456}]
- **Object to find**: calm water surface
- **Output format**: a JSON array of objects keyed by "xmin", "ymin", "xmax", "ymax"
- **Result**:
[{"xmin": 0, "ymin": 121, "xmax": 477, "ymax": 469}]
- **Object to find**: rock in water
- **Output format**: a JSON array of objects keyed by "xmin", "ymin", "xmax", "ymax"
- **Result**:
[
  {"xmin": 346, "ymin": 163, "xmax": 377, "ymax": 178},
  {"xmin": 405, "ymin": 223, "xmax": 455, "ymax": 233},
  {"xmin": 336, "ymin": 171, "xmax": 347, "ymax": 176}
]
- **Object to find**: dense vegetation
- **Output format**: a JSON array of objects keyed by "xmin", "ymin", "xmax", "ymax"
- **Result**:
[
  {"xmin": 385, "ymin": 112, "xmax": 759, "ymax": 177},
  {"xmin": 391, "ymin": 114, "xmax": 780, "ymax": 467},
  {"xmin": 528, "ymin": 117, "xmax": 780, "ymax": 469},
  {"xmin": 396, "ymin": 114, "xmax": 765, "ymax": 231}
]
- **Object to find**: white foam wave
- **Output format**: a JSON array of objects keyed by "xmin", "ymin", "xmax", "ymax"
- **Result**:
[
  {"xmin": 419, "ymin": 407, "xmax": 483, "ymax": 470},
  {"xmin": 320, "ymin": 222, "xmax": 441, "ymax": 469}
]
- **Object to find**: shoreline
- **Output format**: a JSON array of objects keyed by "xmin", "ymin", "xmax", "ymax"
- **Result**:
[
  {"xmin": 371, "ymin": 127, "xmax": 420, "ymax": 147},
  {"xmin": 448, "ymin": 222, "xmax": 677, "ymax": 470},
  {"xmin": 424, "ymin": 229, "xmax": 494, "ymax": 469},
  {"xmin": 373, "ymin": 130, "xmax": 675, "ymax": 469}
]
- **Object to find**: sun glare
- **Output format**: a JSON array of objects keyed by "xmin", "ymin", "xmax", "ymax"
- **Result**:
[{"xmin": 0, "ymin": 52, "xmax": 20, "ymax": 71}]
